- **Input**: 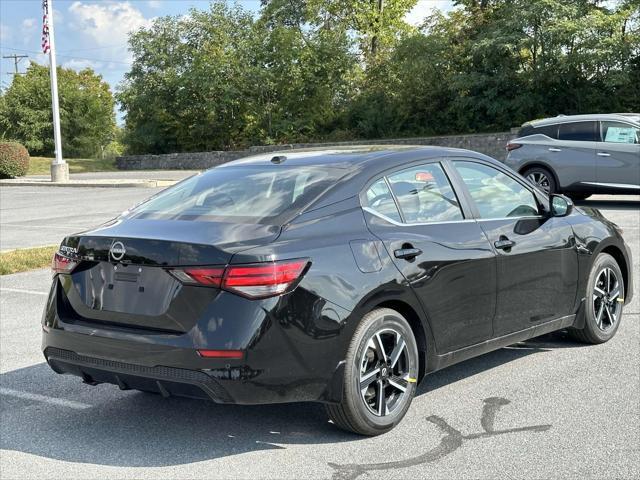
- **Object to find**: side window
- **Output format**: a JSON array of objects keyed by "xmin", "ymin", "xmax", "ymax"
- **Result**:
[
  {"xmin": 363, "ymin": 178, "xmax": 402, "ymax": 222},
  {"xmin": 601, "ymin": 121, "xmax": 639, "ymax": 144},
  {"xmin": 387, "ymin": 163, "xmax": 463, "ymax": 224},
  {"xmin": 453, "ymin": 161, "xmax": 539, "ymax": 219},
  {"xmin": 533, "ymin": 124, "xmax": 558, "ymax": 139},
  {"xmin": 558, "ymin": 122, "xmax": 597, "ymax": 141}
]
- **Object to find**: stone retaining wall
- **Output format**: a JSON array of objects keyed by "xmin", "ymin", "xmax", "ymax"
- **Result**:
[{"xmin": 116, "ymin": 131, "xmax": 516, "ymax": 170}]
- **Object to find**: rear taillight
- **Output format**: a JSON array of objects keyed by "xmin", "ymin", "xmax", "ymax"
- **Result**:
[
  {"xmin": 169, "ymin": 259, "xmax": 309, "ymax": 299},
  {"xmin": 506, "ymin": 142, "xmax": 522, "ymax": 151},
  {"xmin": 51, "ymin": 252, "xmax": 78, "ymax": 275}
]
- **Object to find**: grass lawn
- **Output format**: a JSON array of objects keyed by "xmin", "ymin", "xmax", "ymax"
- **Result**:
[
  {"xmin": 27, "ymin": 157, "xmax": 117, "ymax": 175},
  {"xmin": 0, "ymin": 246, "xmax": 57, "ymax": 275}
]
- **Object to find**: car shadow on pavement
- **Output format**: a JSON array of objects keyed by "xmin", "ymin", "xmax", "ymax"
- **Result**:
[
  {"xmin": 421, "ymin": 330, "xmax": 584, "ymax": 395},
  {"xmin": 575, "ymin": 198, "xmax": 640, "ymax": 211},
  {"xmin": 1, "ymin": 336, "xmax": 563, "ymax": 468}
]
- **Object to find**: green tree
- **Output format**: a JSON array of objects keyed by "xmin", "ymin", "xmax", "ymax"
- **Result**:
[
  {"xmin": 119, "ymin": 1, "xmax": 359, "ymax": 153},
  {"xmin": 0, "ymin": 63, "xmax": 115, "ymax": 157},
  {"xmin": 119, "ymin": 3, "xmax": 260, "ymax": 153}
]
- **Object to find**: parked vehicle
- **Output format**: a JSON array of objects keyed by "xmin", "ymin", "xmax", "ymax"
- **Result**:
[
  {"xmin": 43, "ymin": 146, "xmax": 633, "ymax": 435},
  {"xmin": 505, "ymin": 113, "xmax": 640, "ymax": 199}
]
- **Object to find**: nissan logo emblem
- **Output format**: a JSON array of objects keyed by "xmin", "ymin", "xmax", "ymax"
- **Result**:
[{"xmin": 110, "ymin": 241, "xmax": 126, "ymax": 261}]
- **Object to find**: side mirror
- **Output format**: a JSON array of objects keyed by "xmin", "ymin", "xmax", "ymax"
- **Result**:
[{"xmin": 550, "ymin": 194, "xmax": 574, "ymax": 217}]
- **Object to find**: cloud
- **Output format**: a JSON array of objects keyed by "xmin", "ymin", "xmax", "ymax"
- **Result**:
[
  {"xmin": 63, "ymin": 58, "xmax": 103, "ymax": 70},
  {"xmin": 405, "ymin": 0, "xmax": 454, "ymax": 26},
  {"xmin": 0, "ymin": 23, "xmax": 12, "ymax": 42},
  {"xmin": 21, "ymin": 18, "xmax": 36, "ymax": 30},
  {"xmin": 147, "ymin": 1, "xmax": 162, "ymax": 8},
  {"xmin": 67, "ymin": 1, "xmax": 152, "ymax": 63},
  {"xmin": 20, "ymin": 17, "xmax": 38, "ymax": 46}
]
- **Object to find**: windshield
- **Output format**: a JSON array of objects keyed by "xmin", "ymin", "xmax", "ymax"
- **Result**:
[{"xmin": 128, "ymin": 165, "xmax": 345, "ymax": 224}]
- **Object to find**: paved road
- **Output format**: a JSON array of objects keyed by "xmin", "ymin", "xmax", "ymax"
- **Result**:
[
  {"xmin": 1, "ymin": 172, "xmax": 197, "ymax": 251},
  {"xmin": 0, "ymin": 195, "xmax": 638, "ymax": 479},
  {"xmin": 25, "ymin": 171, "xmax": 199, "ymax": 181},
  {"xmin": 0, "ymin": 186, "xmax": 162, "ymax": 251}
]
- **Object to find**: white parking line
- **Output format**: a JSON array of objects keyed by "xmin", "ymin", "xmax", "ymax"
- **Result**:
[
  {"xmin": 0, "ymin": 388, "xmax": 91, "ymax": 410},
  {"xmin": 0, "ymin": 288, "xmax": 49, "ymax": 296}
]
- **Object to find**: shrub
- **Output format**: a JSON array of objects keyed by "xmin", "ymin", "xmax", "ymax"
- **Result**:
[{"xmin": 0, "ymin": 141, "xmax": 30, "ymax": 178}]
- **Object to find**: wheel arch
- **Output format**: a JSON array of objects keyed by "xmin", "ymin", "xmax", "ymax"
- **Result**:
[
  {"xmin": 372, "ymin": 299, "xmax": 429, "ymax": 383},
  {"xmin": 599, "ymin": 245, "xmax": 629, "ymax": 299}
]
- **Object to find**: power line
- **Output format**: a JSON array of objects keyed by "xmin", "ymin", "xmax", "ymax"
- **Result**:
[
  {"xmin": 2, "ymin": 54, "xmax": 28, "ymax": 75},
  {"xmin": 0, "ymin": 46, "xmax": 132, "ymax": 65}
]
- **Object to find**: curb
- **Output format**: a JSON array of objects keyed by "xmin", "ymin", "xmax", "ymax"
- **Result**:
[{"xmin": 0, "ymin": 179, "xmax": 177, "ymax": 188}]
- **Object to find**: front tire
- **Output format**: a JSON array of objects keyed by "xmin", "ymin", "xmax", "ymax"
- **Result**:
[
  {"xmin": 570, "ymin": 253, "xmax": 624, "ymax": 344},
  {"xmin": 326, "ymin": 308, "xmax": 419, "ymax": 436}
]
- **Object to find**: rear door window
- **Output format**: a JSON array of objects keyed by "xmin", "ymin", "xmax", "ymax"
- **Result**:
[
  {"xmin": 386, "ymin": 163, "xmax": 463, "ymax": 224},
  {"xmin": 600, "ymin": 121, "xmax": 639, "ymax": 144},
  {"xmin": 558, "ymin": 122, "xmax": 597, "ymax": 141},
  {"xmin": 130, "ymin": 165, "xmax": 345, "ymax": 224}
]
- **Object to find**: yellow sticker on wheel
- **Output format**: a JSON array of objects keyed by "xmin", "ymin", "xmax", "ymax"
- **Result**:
[
  {"xmin": 617, "ymin": 298, "xmax": 624, "ymax": 303},
  {"xmin": 407, "ymin": 378, "xmax": 417, "ymax": 383}
]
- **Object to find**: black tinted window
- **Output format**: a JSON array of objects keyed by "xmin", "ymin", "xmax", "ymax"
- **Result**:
[
  {"xmin": 558, "ymin": 122, "xmax": 597, "ymax": 141},
  {"xmin": 534, "ymin": 124, "xmax": 559, "ymax": 139},
  {"xmin": 130, "ymin": 165, "xmax": 344, "ymax": 224},
  {"xmin": 519, "ymin": 125, "xmax": 534, "ymax": 137}
]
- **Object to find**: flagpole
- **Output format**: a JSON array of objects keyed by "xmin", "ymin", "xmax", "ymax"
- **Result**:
[{"xmin": 45, "ymin": 0, "xmax": 68, "ymax": 182}]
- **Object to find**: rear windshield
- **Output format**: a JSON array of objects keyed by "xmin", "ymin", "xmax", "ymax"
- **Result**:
[{"xmin": 129, "ymin": 165, "xmax": 345, "ymax": 224}]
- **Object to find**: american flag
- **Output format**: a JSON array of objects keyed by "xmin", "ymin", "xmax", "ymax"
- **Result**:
[{"xmin": 41, "ymin": 0, "xmax": 50, "ymax": 54}]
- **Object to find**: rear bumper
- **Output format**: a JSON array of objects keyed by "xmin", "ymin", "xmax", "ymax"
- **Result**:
[
  {"xmin": 45, "ymin": 347, "xmax": 234, "ymax": 402},
  {"xmin": 42, "ymin": 277, "xmax": 353, "ymax": 405}
]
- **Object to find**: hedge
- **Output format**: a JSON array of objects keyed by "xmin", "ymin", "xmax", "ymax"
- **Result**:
[{"xmin": 0, "ymin": 141, "xmax": 30, "ymax": 178}]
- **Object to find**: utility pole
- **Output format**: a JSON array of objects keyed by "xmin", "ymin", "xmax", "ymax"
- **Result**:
[{"xmin": 2, "ymin": 54, "xmax": 28, "ymax": 75}]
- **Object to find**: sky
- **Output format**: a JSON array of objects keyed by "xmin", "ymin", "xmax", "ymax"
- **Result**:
[{"xmin": 0, "ymin": 0, "xmax": 453, "ymax": 120}]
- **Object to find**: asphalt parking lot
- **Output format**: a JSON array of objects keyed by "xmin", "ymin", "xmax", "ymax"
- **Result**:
[
  {"xmin": 1, "ymin": 191, "xmax": 639, "ymax": 479},
  {"xmin": 0, "ymin": 172, "xmax": 197, "ymax": 251}
]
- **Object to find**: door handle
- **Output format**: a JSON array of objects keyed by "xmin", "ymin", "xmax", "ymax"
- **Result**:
[
  {"xmin": 597, "ymin": 152, "xmax": 611, "ymax": 157},
  {"xmin": 548, "ymin": 148, "xmax": 562, "ymax": 152},
  {"xmin": 494, "ymin": 238, "xmax": 516, "ymax": 250},
  {"xmin": 394, "ymin": 247, "xmax": 422, "ymax": 260}
]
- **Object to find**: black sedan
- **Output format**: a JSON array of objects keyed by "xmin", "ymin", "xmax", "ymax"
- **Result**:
[{"xmin": 42, "ymin": 146, "xmax": 633, "ymax": 435}]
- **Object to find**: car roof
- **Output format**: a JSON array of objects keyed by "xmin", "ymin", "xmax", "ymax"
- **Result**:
[
  {"xmin": 220, "ymin": 145, "xmax": 498, "ymax": 172},
  {"xmin": 220, "ymin": 145, "xmax": 502, "ymax": 212},
  {"xmin": 525, "ymin": 113, "xmax": 640, "ymax": 127}
]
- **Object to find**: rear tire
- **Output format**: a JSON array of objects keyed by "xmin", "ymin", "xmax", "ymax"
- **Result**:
[
  {"xmin": 522, "ymin": 166, "xmax": 557, "ymax": 194},
  {"xmin": 325, "ymin": 308, "xmax": 419, "ymax": 436},
  {"xmin": 569, "ymin": 253, "xmax": 624, "ymax": 344}
]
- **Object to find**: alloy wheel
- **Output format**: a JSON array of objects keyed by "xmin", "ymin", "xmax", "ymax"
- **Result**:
[
  {"xmin": 526, "ymin": 172, "xmax": 551, "ymax": 192},
  {"xmin": 592, "ymin": 267, "xmax": 622, "ymax": 332},
  {"xmin": 358, "ymin": 328, "xmax": 411, "ymax": 417}
]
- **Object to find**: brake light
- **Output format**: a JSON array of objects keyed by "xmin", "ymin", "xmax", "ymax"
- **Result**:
[
  {"xmin": 169, "ymin": 259, "xmax": 309, "ymax": 299},
  {"xmin": 506, "ymin": 142, "xmax": 522, "ymax": 151},
  {"xmin": 224, "ymin": 260, "xmax": 308, "ymax": 298},
  {"xmin": 51, "ymin": 252, "xmax": 78, "ymax": 275}
]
